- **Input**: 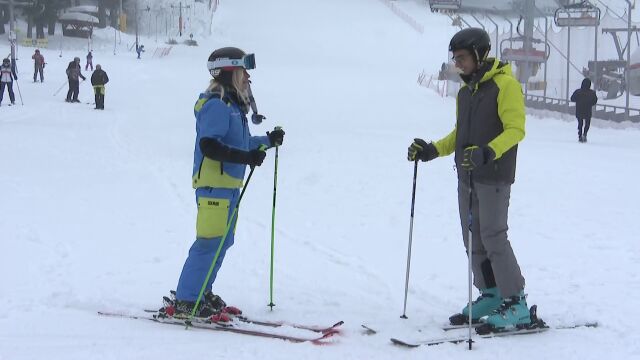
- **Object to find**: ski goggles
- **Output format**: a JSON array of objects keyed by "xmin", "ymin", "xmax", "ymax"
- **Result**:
[{"xmin": 208, "ymin": 53, "xmax": 256, "ymax": 72}]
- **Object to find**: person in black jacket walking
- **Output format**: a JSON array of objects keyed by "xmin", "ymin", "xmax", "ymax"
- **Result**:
[
  {"xmin": 90, "ymin": 64, "xmax": 109, "ymax": 110},
  {"xmin": 570, "ymin": 78, "xmax": 598, "ymax": 143}
]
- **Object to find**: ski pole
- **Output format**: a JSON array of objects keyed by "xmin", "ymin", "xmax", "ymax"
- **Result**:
[
  {"xmin": 401, "ymin": 159, "xmax": 419, "ymax": 319},
  {"xmin": 268, "ymin": 132, "xmax": 281, "ymax": 310},
  {"xmin": 467, "ymin": 171, "xmax": 474, "ymax": 350},
  {"xmin": 247, "ymin": 82, "xmax": 265, "ymax": 124},
  {"xmin": 191, "ymin": 145, "xmax": 267, "ymax": 320},
  {"xmin": 14, "ymin": 80, "xmax": 23, "ymax": 105},
  {"xmin": 53, "ymin": 80, "xmax": 67, "ymax": 96}
]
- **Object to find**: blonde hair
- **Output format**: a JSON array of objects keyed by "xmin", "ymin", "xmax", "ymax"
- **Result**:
[{"xmin": 206, "ymin": 68, "xmax": 250, "ymax": 105}]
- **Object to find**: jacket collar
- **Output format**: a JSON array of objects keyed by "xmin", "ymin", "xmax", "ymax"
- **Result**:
[{"xmin": 461, "ymin": 58, "xmax": 513, "ymax": 89}]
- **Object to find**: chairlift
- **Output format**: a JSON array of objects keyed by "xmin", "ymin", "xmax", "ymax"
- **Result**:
[
  {"xmin": 554, "ymin": 2, "xmax": 600, "ymax": 27},
  {"xmin": 627, "ymin": 47, "xmax": 640, "ymax": 96},
  {"xmin": 500, "ymin": 37, "xmax": 550, "ymax": 64},
  {"xmin": 583, "ymin": 60, "xmax": 626, "ymax": 99},
  {"xmin": 429, "ymin": 0, "xmax": 461, "ymax": 13}
]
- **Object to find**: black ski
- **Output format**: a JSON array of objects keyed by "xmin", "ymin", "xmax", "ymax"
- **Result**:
[
  {"xmin": 392, "ymin": 311, "xmax": 596, "ymax": 349},
  {"xmin": 391, "ymin": 321, "xmax": 597, "ymax": 347},
  {"xmin": 361, "ymin": 322, "xmax": 482, "ymax": 335},
  {"xmin": 391, "ymin": 326, "xmax": 550, "ymax": 347}
]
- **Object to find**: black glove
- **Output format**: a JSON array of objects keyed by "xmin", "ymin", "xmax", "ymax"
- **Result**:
[
  {"xmin": 408, "ymin": 138, "xmax": 438, "ymax": 162},
  {"xmin": 267, "ymin": 127, "xmax": 285, "ymax": 147},
  {"xmin": 246, "ymin": 148, "xmax": 267, "ymax": 167},
  {"xmin": 461, "ymin": 145, "xmax": 495, "ymax": 171}
]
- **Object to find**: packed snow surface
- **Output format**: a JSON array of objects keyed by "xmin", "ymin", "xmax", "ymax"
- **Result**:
[{"xmin": 1, "ymin": 0, "xmax": 638, "ymax": 359}]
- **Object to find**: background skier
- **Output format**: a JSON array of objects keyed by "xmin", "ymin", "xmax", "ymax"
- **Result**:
[
  {"xmin": 570, "ymin": 78, "xmax": 598, "ymax": 143},
  {"xmin": 86, "ymin": 51, "xmax": 94, "ymax": 71},
  {"xmin": 0, "ymin": 58, "xmax": 17, "ymax": 106},
  {"xmin": 166, "ymin": 47, "xmax": 285, "ymax": 319},
  {"xmin": 65, "ymin": 57, "xmax": 86, "ymax": 103},
  {"xmin": 136, "ymin": 44, "xmax": 145, "ymax": 59},
  {"xmin": 90, "ymin": 64, "xmax": 109, "ymax": 110},
  {"xmin": 407, "ymin": 28, "xmax": 529, "ymax": 333},
  {"xmin": 32, "ymin": 49, "xmax": 45, "ymax": 82}
]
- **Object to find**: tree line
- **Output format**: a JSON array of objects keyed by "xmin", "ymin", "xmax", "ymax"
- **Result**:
[{"xmin": 0, "ymin": 0, "xmax": 133, "ymax": 38}]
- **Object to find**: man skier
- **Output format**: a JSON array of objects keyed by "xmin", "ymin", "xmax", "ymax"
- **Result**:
[
  {"xmin": 86, "ymin": 51, "xmax": 94, "ymax": 71},
  {"xmin": 66, "ymin": 57, "xmax": 86, "ymax": 103},
  {"xmin": 90, "ymin": 64, "xmax": 109, "ymax": 110},
  {"xmin": 32, "ymin": 49, "xmax": 45, "ymax": 82},
  {"xmin": 136, "ymin": 44, "xmax": 145, "ymax": 59},
  {"xmin": 407, "ymin": 28, "xmax": 530, "ymax": 333}
]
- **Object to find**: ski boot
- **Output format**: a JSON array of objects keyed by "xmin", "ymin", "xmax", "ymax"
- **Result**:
[
  {"xmin": 476, "ymin": 291, "xmax": 532, "ymax": 334},
  {"xmin": 172, "ymin": 300, "xmax": 223, "ymax": 321},
  {"xmin": 449, "ymin": 287, "xmax": 502, "ymax": 325},
  {"xmin": 204, "ymin": 291, "xmax": 242, "ymax": 315},
  {"xmin": 159, "ymin": 290, "xmax": 234, "ymax": 323}
]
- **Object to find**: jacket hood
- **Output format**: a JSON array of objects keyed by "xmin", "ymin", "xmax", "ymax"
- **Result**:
[{"xmin": 581, "ymin": 78, "xmax": 592, "ymax": 90}]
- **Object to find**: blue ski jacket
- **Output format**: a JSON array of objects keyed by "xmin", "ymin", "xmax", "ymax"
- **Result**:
[{"xmin": 192, "ymin": 92, "xmax": 269, "ymax": 189}]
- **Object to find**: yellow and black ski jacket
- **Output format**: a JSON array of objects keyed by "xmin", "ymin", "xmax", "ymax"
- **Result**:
[{"xmin": 433, "ymin": 58, "xmax": 525, "ymax": 185}]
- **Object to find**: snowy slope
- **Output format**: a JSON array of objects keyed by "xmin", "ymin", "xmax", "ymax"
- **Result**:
[{"xmin": 1, "ymin": 0, "xmax": 639, "ymax": 359}]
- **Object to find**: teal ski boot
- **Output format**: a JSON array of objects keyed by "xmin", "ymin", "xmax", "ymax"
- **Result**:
[
  {"xmin": 449, "ymin": 287, "xmax": 502, "ymax": 325},
  {"xmin": 478, "ymin": 291, "xmax": 532, "ymax": 333}
]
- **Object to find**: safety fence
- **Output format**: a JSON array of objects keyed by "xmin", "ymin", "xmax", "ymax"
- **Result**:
[
  {"xmin": 377, "ymin": 0, "xmax": 424, "ymax": 34},
  {"xmin": 525, "ymin": 94, "xmax": 640, "ymax": 123},
  {"xmin": 152, "ymin": 46, "xmax": 173, "ymax": 58},
  {"xmin": 417, "ymin": 71, "xmax": 460, "ymax": 97},
  {"xmin": 417, "ymin": 71, "xmax": 640, "ymax": 123}
]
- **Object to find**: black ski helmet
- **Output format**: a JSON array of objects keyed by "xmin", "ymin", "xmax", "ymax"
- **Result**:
[
  {"xmin": 449, "ymin": 28, "xmax": 491, "ymax": 64},
  {"xmin": 207, "ymin": 47, "xmax": 246, "ymax": 79}
]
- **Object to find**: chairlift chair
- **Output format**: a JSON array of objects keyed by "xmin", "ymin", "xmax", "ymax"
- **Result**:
[
  {"xmin": 429, "ymin": 0, "xmax": 461, "ymax": 13},
  {"xmin": 554, "ymin": 2, "xmax": 600, "ymax": 27},
  {"xmin": 500, "ymin": 37, "xmax": 550, "ymax": 64}
]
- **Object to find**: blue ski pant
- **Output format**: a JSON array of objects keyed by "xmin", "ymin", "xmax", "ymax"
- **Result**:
[{"xmin": 176, "ymin": 187, "xmax": 240, "ymax": 302}]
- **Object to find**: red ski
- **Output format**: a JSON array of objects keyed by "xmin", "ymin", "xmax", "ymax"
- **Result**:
[{"xmin": 98, "ymin": 311, "xmax": 339, "ymax": 345}]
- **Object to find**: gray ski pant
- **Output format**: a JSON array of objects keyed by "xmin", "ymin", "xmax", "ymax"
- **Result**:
[{"xmin": 457, "ymin": 179, "xmax": 525, "ymax": 298}]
